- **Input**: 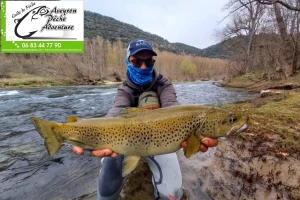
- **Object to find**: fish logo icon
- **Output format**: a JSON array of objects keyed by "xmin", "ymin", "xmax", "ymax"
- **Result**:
[{"xmin": 14, "ymin": 6, "xmax": 50, "ymax": 39}]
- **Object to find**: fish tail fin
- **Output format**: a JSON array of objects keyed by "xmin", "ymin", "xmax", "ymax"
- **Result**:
[
  {"xmin": 30, "ymin": 117, "xmax": 62, "ymax": 156},
  {"xmin": 184, "ymin": 134, "xmax": 201, "ymax": 158}
]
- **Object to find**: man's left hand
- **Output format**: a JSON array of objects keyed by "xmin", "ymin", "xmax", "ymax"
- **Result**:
[{"xmin": 181, "ymin": 137, "xmax": 218, "ymax": 152}]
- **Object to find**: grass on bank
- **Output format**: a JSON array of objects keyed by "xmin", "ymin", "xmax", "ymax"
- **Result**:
[
  {"xmin": 224, "ymin": 92, "xmax": 300, "ymax": 156},
  {"xmin": 0, "ymin": 76, "xmax": 71, "ymax": 88},
  {"xmin": 223, "ymin": 71, "xmax": 300, "ymax": 155},
  {"xmin": 224, "ymin": 72, "xmax": 300, "ymax": 92}
]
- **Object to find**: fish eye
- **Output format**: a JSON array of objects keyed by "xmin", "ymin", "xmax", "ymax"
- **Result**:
[
  {"xmin": 40, "ymin": 8, "xmax": 48, "ymax": 14},
  {"xmin": 231, "ymin": 115, "xmax": 237, "ymax": 123}
]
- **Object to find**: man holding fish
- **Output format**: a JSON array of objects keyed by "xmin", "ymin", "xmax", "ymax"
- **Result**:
[
  {"xmin": 32, "ymin": 39, "xmax": 248, "ymax": 200},
  {"xmin": 72, "ymin": 39, "xmax": 219, "ymax": 200}
]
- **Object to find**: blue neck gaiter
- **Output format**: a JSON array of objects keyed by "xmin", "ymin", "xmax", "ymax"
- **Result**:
[{"xmin": 126, "ymin": 58, "xmax": 154, "ymax": 86}]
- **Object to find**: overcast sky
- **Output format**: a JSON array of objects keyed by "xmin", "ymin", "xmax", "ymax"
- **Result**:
[{"xmin": 79, "ymin": 0, "xmax": 230, "ymax": 49}]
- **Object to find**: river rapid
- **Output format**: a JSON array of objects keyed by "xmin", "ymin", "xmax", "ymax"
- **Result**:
[{"xmin": 0, "ymin": 81, "xmax": 257, "ymax": 200}]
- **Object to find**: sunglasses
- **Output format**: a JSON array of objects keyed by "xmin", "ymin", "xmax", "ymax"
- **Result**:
[{"xmin": 130, "ymin": 58, "xmax": 156, "ymax": 67}]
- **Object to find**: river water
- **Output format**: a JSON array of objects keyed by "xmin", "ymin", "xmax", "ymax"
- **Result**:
[{"xmin": 0, "ymin": 81, "xmax": 258, "ymax": 200}]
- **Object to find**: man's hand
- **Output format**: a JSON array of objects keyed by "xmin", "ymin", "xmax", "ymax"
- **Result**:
[
  {"xmin": 181, "ymin": 137, "xmax": 218, "ymax": 152},
  {"xmin": 72, "ymin": 146, "xmax": 118, "ymax": 157},
  {"xmin": 72, "ymin": 137, "xmax": 217, "ymax": 157}
]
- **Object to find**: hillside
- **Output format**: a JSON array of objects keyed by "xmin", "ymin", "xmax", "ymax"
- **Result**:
[
  {"xmin": 84, "ymin": 11, "xmax": 230, "ymax": 59},
  {"xmin": 199, "ymin": 40, "xmax": 232, "ymax": 59}
]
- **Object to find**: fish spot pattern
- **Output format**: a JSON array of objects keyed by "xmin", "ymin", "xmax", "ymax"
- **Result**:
[{"xmin": 53, "ymin": 106, "xmax": 237, "ymax": 156}]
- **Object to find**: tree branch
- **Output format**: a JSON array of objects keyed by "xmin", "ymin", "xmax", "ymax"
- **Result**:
[
  {"xmin": 218, "ymin": 0, "xmax": 256, "ymax": 23},
  {"xmin": 256, "ymin": 0, "xmax": 300, "ymax": 11}
]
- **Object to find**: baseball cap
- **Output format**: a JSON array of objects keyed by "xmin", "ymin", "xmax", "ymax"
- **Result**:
[{"xmin": 127, "ymin": 39, "xmax": 157, "ymax": 58}]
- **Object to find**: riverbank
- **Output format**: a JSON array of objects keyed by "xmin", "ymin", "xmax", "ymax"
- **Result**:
[
  {"xmin": 223, "ymin": 72, "xmax": 300, "ymax": 92},
  {"xmin": 198, "ymin": 73, "xmax": 300, "ymax": 199},
  {"xmin": 2, "ymin": 71, "xmax": 299, "ymax": 90},
  {"xmin": 0, "ymin": 77, "xmax": 70, "ymax": 88},
  {"xmin": 122, "ymin": 91, "xmax": 300, "ymax": 200},
  {"xmin": 195, "ymin": 73, "xmax": 300, "ymax": 199},
  {"xmin": 0, "ymin": 76, "xmax": 214, "ymax": 89},
  {"xmin": 205, "ymin": 91, "xmax": 300, "ymax": 199},
  {"xmin": 0, "ymin": 76, "xmax": 124, "ymax": 89},
  {"xmin": 222, "ymin": 73, "xmax": 300, "ymax": 157}
]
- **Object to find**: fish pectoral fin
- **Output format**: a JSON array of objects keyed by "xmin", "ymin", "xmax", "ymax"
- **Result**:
[
  {"xmin": 122, "ymin": 155, "xmax": 141, "ymax": 177},
  {"xmin": 64, "ymin": 139, "xmax": 92, "ymax": 149},
  {"xmin": 118, "ymin": 108, "xmax": 149, "ymax": 118},
  {"xmin": 67, "ymin": 116, "xmax": 80, "ymax": 122},
  {"xmin": 184, "ymin": 134, "xmax": 201, "ymax": 158}
]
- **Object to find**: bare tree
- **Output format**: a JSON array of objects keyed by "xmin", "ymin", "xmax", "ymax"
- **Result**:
[
  {"xmin": 223, "ymin": 0, "xmax": 266, "ymax": 56},
  {"xmin": 218, "ymin": 0, "xmax": 300, "ymax": 77},
  {"xmin": 220, "ymin": 0, "xmax": 266, "ymax": 75},
  {"xmin": 260, "ymin": 0, "xmax": 300, "ymax": 75},
  {"xmin": 256, "ymin": 0, "xmax": 300, "ymax": 11}
]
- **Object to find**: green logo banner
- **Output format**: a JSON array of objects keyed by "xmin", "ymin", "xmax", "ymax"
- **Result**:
[{"xmin": 1, "ymin": 1, "xmax": 84, "ymax": 53}]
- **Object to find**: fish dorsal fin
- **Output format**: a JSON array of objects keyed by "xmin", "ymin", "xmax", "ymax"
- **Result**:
[
  {"xmin": 67, "ymin": 116, "xmax": 80, "ymax": 122},
  {"xmin": 184, "ymin": 134, "xmax": 201, "ymax": 158},
  {"xmin": 118, "ymin": 108, "xmax": 149, "ymax": 118},
  {"xmin": 122, "ymin": 155, "xmax": 141, "ymax": 177}
]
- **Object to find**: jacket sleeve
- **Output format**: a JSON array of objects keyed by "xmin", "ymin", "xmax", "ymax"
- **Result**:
[
  {"xmin": 105, "ymin": 87, "xmax": 132, "ymax": 117},
  {"xmin": 158, "ymin": 80, "xmax": 180, "ymax": 108}
]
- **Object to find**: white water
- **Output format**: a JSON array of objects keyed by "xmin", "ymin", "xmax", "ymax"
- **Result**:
[{"xmin": 0, "ymin": 90, "xmax": 19, "ymax": 96}]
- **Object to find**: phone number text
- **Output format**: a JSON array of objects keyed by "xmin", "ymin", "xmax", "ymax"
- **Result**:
[{"xmin": 21, "ymin": 42, "xmax": 62, "ymax": 48}]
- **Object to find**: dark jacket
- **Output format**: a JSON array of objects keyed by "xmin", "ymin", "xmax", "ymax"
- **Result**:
[{"xmin": 106, "ymin": 70, "xmax": 179, "ymax": 117}]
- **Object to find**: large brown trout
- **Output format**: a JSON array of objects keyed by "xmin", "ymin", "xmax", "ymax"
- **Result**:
[{"xmin": 31, "ymin": 105, "xmax": 248, "ymax": 176}]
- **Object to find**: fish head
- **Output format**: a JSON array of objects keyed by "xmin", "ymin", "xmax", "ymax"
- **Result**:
[
  {"xmin": 15, "ymin": 6, "xmax": 49, "ymax": 25},
  {"xmin": 30, "ymin": 6, "xmax": 50, "ymax": 20},
  {"xmin": 198, "ymin": 107, "xmax": 249, "ymax": 138}
]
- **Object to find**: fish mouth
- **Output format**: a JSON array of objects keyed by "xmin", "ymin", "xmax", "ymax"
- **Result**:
[
  {"xmin": 226, "ymin": 124, "xmax": 248, "ymax": 136},
  {"xmin": 236, "ymin": 124, "xmax": 248, "ymax": 134}
]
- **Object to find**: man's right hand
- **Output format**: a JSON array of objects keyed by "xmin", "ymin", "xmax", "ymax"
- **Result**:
[{"xmin": 72, "ymin": 146, "xmax": 118, "ymax": 157}]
